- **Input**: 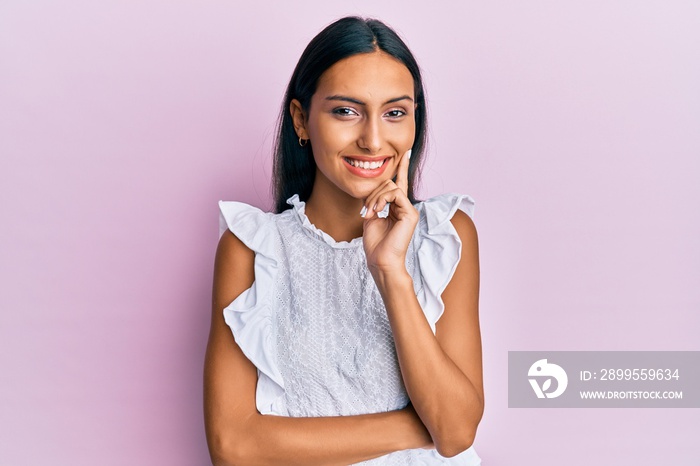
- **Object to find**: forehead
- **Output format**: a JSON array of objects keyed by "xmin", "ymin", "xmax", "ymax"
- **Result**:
[{"xmin": 314, "ymin": 51, "xmax": 414, "ymax": 102}]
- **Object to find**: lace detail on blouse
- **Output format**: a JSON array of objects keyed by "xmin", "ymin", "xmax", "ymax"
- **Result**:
[{"xmin": 274, "ymin": 203, "xmax": 413, "ymax": 417}]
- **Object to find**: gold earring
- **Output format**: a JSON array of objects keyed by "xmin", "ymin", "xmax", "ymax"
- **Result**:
[{"xmin": 298, "ymin": 136, "xmax": 308, "ymax": 147}]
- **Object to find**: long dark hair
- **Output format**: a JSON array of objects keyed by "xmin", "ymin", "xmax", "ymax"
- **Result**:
[{"xmin": 271, "ymin": 16, "xmax": 428, "ymax": 213}]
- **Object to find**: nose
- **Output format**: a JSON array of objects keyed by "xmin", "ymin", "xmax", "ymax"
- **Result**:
[{"xmin": 357, "ymin": 116, "xmax": 383, "ymax": 154}]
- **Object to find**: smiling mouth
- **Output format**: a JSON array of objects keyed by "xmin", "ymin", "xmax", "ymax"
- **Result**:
[{"xmin": 342, "ymin": 157, "xmax": 388, "ymax": 170}]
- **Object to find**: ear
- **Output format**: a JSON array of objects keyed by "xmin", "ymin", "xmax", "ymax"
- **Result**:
[{"xmin": 289, "ymin": 99, "xmax": 309, "ymax": 139}]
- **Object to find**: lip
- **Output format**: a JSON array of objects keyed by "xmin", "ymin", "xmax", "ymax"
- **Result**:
[
  {"xmin": 343, "ymin": 155, "xmax": 392, "ymax": 162},
  {"xmin": 342, "ymin": 156, "xmax": 391, "ymax": 178}
]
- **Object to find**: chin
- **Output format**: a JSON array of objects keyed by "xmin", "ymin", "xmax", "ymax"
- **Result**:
[{"xmin": 344, "ymin": 182, "xmax": 383, "ymax": 200}]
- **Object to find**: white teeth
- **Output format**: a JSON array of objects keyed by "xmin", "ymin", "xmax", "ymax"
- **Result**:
[{"xmin": 346, "ymin": 158, "xmax": 385, "ymax": 169}]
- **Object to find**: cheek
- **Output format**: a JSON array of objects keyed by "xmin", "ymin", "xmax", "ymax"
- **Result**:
[
  {"xmin": 313, "ymin": 121, "xmax": 358, "ymax": 151},
  {"xmin": 392, "ymin": 121, "xmax": 416, "ymax": 147}
]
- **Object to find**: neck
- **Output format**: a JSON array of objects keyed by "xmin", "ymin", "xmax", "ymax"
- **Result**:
[{"xmin": 304, "ymin": 175, "xmax": 365, "ymax": 243}]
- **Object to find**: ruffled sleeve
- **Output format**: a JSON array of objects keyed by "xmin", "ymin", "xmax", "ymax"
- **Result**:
[
  {"xmin": 413, "ymin": 193, "xmax": 476, "ymax": 335},
  {"xmin": 218, "ymin": 200, "xmax": 285, "ymax": 414}
]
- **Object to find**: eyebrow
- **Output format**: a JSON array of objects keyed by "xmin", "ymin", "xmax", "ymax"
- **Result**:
[{"xmin": 324, "ymin": 94, "xmax": 414, "ymax": 105}]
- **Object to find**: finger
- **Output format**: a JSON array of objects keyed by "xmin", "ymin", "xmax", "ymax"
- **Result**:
[
  {"xmin": 364, "ymin": 185, "xmax": 407, "ymax": 220},
  {"xmin": 362, "ymin": 149, "xmax": 411, "ymax": 219},
  {"xmin": 395, "ymin": 149, "xmax": 411, "ymax": 196},
  {"xmin": 361, "ymin": 180, "xmax": 393, "ymax": 219}
]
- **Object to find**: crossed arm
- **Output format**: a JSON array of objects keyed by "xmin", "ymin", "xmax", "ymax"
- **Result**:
[{"xmin": 203, "ymin": 211, "xmax": 483, "ymax": 465}]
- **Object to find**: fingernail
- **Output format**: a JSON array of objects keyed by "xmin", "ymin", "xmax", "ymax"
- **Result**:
[
  {"xmin": 360, "ymin": 205, "xmax": 367, "ymax": 217},
  {"xmin": 378, "ymin": 203, "xmax": 390, "ymax": 219},
  {"xmin": 372, "ymin": 203, "xmax": 378, "ymax": 211},
  {"xmin": 407, "ymin": 149, "xmax": 412, "ymax": 160}
]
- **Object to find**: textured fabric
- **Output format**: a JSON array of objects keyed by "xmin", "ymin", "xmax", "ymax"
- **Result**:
[{"xmin": 218, "ymin": 193, "xmax": 481, "ymax": 465}]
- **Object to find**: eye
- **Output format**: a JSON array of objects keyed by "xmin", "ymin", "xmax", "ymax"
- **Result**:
[
  {"xmin": 385, "ymin": 109, "xmax": 407, "ymax": 119},
  {"xmin": 332, "ymin": 107, "xmax": 359, "ymax": 117}
]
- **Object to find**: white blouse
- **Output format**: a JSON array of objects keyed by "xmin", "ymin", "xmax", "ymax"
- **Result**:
[{"xmin": 218, "ymin": 193, "xmax": 482, "ymax": 465}]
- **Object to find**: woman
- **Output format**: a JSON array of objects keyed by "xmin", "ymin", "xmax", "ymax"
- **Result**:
[{"xmin": 204, "ymin": 16, "xmax": 484, "ymax": 465}]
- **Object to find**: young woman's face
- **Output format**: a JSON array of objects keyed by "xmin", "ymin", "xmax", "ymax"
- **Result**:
[{"xmin": 293, "ymin": 50, "xmax": 417, "ymax": 201}]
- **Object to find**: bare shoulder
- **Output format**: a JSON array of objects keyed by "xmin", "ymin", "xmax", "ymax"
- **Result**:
[
  {"xmin": 213, "ymin": 230, "xmax": 255, "ymax": 311},
  {"xmin": 216, "ymin": 228, "xmax": 255, "ymax": 263},
  {"xmin": 449, "ymin": 209, "xmax": 479, "ymax": 253}
]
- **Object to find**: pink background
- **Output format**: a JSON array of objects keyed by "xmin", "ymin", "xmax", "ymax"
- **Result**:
[{"xmin": 1, "ymin": 1, "xmax": 699, "ymax": 464}]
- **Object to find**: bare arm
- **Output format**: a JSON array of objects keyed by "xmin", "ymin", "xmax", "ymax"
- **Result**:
[
  {"xmin": 370, "ymin": 209, "xmax": 484, "ymax": 458},
  {"xmin": 204, "ymin": 229, "xmax": 433, "ymax": 466}
]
